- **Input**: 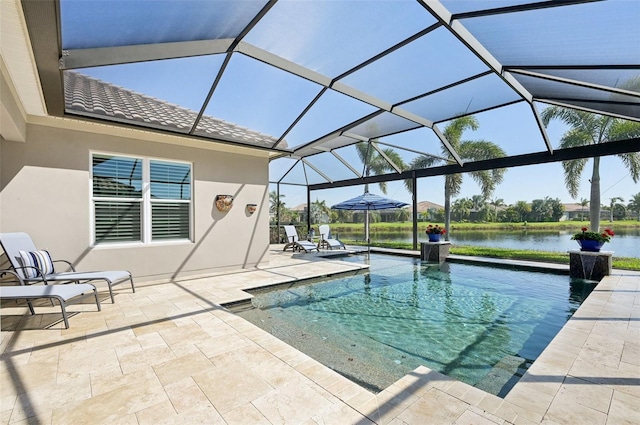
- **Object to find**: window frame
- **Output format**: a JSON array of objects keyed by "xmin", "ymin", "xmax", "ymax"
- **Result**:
[{"xmin": 90, "ymin": 151, "xmax": 193, "ymax": 246}]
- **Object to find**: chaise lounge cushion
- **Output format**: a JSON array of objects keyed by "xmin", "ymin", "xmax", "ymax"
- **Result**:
[{"xmin": 18, "ymin": 250, "xmax": 55, "ymax": 278}]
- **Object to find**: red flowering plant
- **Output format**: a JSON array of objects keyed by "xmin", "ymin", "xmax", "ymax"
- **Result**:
[
  {"xmin": 571, "ymin": 227, "xmax": 614, "ymax": 243},
  {"xmin": 425, "ymin": 224, "xmax": 446, "ymax": 235}
]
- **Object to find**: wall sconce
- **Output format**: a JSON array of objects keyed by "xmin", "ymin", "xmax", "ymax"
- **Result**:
[
  {"xmin": 215, "ymin": 195, "xmax": 234, "ymax": 212},
  {"xmin": 246, "ymin": 204, "xmax": 257, "ymax": 214}
]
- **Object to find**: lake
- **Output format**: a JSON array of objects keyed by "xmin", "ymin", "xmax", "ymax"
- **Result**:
[{"xmin": 335, "ymin": 228, "xmax": 640, "ymax": 258}]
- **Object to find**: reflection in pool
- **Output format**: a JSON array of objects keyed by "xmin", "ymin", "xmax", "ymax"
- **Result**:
[{"xmin": 231, "ymin": 254, "xmax": 595, "ymax": 395}]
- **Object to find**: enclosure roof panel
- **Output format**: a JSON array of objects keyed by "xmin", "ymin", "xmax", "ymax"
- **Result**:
[{"xmin": 17, "ymin": 0, "xmax": 640, "ymax": 186}]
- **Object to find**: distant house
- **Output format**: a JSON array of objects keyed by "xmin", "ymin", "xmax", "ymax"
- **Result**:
[
  {"xmin": 561, "ymin": 203, "xmax": 589, "ymax": 221},
  {"xmin": 406, "ymin": 201, "xmax": 445, "ymax": 221}
]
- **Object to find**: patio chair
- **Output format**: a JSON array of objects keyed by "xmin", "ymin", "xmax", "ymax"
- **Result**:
[
  {"xmin": 1, "ymin": 269, "xmax": 101, "ymax": 329},
  {"xmin": 0, "ymin": 232, "xmax": 134, "ymax": 303},
  {"xmin": 318, "ymin": 224, "xmax": 345, "ymax": 250},
  {"xmin": 282, "ymin": 226, "xmax": 318, "ymax": 253}
]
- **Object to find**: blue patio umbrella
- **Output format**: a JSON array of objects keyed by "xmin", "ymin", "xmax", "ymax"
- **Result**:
[{"xmin": 331, "ymin": 192, "xmax": 408, "ymax": 252}]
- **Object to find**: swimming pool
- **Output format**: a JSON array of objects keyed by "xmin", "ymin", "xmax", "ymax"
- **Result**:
[{"xmin": 232, "ymin": 254, "xmax": 595, "ymax": 395}]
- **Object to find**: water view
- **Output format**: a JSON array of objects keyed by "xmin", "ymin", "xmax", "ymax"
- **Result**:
[
  {"xmin": 233, "ymin": 254, "xmax": 595, "ymax": 396},
  {"xmin": 337, "ymin": 228, "xmax": 640, "ymax": 258}
]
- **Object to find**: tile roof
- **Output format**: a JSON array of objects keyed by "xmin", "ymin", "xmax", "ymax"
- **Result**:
[{"xmin": 64, "ymin": 71, "xmax": 284, "ymax": 149}]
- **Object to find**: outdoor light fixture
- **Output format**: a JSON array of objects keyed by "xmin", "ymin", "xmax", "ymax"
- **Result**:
[{"xmin": 215, "ymin": 195, "xmax": 234, "ymax": 212}]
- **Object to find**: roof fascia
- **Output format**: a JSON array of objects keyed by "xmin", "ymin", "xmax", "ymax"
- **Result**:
[{"xmin": 21, "ymin": 0, "xmax": 63, "ymax": 116}]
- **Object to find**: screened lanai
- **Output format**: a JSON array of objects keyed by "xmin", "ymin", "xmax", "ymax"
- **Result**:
[{"xmin": 15, "ymin": 0, "xmax": 640, "ymax": 244}]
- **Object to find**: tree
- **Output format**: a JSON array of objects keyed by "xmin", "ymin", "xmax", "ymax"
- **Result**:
[
  {"xmin": 628, "ymin": 193, "xmax": 640, "ymax": 221},
  {"xmin": 549, "ymin": 198, "xmax": 565, "ymax": 222},
  {"xmin": 531, "ymin": 198, "xmax": 552, "ymax": 222},
  {"xmin": 541, "ymin": 92, "xmax": 640, "ymax": 231},
  {"xmin": 355, "ymin": 141, "xmax": 405, "ymax": 194},
  {"xmin": 513, "ymin": 201, "xmax": 531, "ymax": 222},
  {"xmin": 578, "ymin": 198, "xmax": 589, "ymax": 221},
  {"xmin": 269, "ymin": 191, "xmax": 286, "ymax": 223},
  {"xmin": 490, "ymin": 197, "xmax": 505, "ymax": 222},
  {"xmin": 395, "ymin": 208, "xmax": 410, "ymax": 222},
  {"xmin": 607, "ymin": 197, "xmax": 624, "ymax": 222},
  {"xmin": 310, "ymin": 198, "xmax": 330, "ymax": 224},
  {"xmin": 452, "ymin": 198, "xmax": 473, "ymax": 221},
  {"xmin": 405, "ymin": 116, "xmax": 506, "ymax": 239}
]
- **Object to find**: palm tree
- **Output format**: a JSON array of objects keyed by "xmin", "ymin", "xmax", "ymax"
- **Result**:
[
  {"xmin": 310, "ymin": 198, "xmax": 330, "ymax": 224},
  {"xmin": 607, "ymin": 196, "xmax": 624, "ymax": 222},
  {"xmin": 355, "ymin": 140, "xmax": 405, "ymax": 194},
  {"xmin": 513, "ymin": 201, "xmax": 531, "ymax": 222},
  {"xmin": 405, "ymin": 116, "xmax": 506, "ymax": 239},
  {"xmin": 269, "ymin": 191, "xmax": 286, "ymax": 222},
  {"xmin": 541, "ymin": 101, "xmax": 640, "ymax": 232},
  {"xmin": 490, "ymin": 197, "xmax": 505, "ymax": 222},
  {"xmin": 452, "ymin": 198, "xmax": 473, "ymax": 221},
  {"xmin": 627, "ymin": 193, "xmax": 640, "ymax": 221},
  {"xmin": 579, "ymin": 198, "xmax": 589, "ymax": 221}
]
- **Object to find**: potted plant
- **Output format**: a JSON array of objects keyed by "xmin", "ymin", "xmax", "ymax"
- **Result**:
[
  {"xmin": 571, "ymin": 227, "xmax": 614, "ymax": 252},
  {"xmin": 425, "ymin": 224, "xmax": 446, "ymax": 242}
]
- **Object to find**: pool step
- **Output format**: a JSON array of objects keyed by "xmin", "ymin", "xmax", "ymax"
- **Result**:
[{"xmin": 476, "ymin": 355, "xmax": 530, "ymax": 397}]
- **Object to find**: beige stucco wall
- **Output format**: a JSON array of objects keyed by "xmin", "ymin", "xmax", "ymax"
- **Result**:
[{"xmin": 0, "ymin": 120, "xmax": 271, "ymax": 282}]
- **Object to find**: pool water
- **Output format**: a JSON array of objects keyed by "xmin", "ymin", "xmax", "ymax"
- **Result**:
[{"xmin": 233, "ymin": 254, "xmax": 595, "ymax": 395}]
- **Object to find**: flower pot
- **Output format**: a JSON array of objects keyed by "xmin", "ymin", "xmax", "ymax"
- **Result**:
[
  {"xmin": 428, "ymin": 233, "xmax": 441, "ymax": 242},
  {"xmin": 577, "ymin": 239, "xmax": 604, "ymax": 252}
]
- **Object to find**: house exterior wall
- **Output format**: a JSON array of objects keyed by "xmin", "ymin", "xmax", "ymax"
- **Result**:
[{"xmin": 0, "ymin": 121, "xmax": 271, "ymax": 282}]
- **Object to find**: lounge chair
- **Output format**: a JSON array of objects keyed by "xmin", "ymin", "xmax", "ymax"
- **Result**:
[
  {"xmin": 318, "ymin": 224, "xmax": 345, "ymax": 250},
  {"xmin": 282, "ymin": 226, "xmax": 318, "ymax": 253},
  {"xmin": 0, "ymin": 232, "xmax": 134, "ymax": 303},
  {"xmin": 0, "ymin": 269, "xmax": 101, "ymax": 329}
]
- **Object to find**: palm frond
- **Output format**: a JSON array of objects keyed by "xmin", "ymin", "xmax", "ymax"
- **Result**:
[{"xmin": 562, "ymin": 158, "xmax": 588, "ymax": 198}]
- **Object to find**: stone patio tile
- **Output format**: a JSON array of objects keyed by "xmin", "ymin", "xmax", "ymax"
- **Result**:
[
  {"xmin": 476, "ymin": 393, "xmax": 504, "ymax": 414},
  {"xmin": 8, "ymin": 372, "xmax": 91, "ymax": 424},
  {"xmin": 354, "ymin": 389, "xmax": 415, "ymax": 425},
  {"xmin": 504, "ymin": 385, "xmax": 554, "ymax": 422},
  {"xmin": 606, "ymin": 390, "xmax": 640, "ymax": 425},
  {"xmin": 152, "ymin": 351, "xmax": 214, "ymax": 386},
  {"xmin": 220, "ymin": 402, "xmax": 272, "ymax": 425},
  {"xmin": 454, "ymin": 408, "xmax": 504, "ymax": 425},
  {"xmin": 195, "ymin": 332, "xmax": 250, "ymax": 359},
  {"xmin": 542, "ymin": 394, "xmax": 608, "ymax": 424},
  {"xmin": 460, "ymin": 385, "xmax": 488, "ymax": 406},
  {"xmin": 552, "ymin": 376, "xmax": 613, "ymax": 414},
  {"xmin": 193, "ymin": 364, "xmax": 273, "ymax": 414},
  {"xmin": 394, "ymin": 388, "xmax": 469, "ymax": 425},
  {"xmin": 515, "ymin": 372, "xmax": 564, "ymax": 397},
  {"xmin": 310, "ymin": 402, "xmax": 375, "ymax": 425},
  {"xmin": 252, "ymin": 378, "xmax": 335, "ymax": 425},
  {"xmin": 620, "ymin": 340, "xmax": 640, "ymax": 367},
  {"xmin": 549, "ymin": 320, "xmax": 591, "ymax": 344}
]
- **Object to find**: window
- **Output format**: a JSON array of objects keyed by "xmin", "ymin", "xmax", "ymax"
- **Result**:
[{"xmin": 92, "ymin": 154, "xmax": 191, "ymax": 244}]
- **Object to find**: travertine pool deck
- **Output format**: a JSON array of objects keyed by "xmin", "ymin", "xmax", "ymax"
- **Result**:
[{"xmin": 1, "ymin": 246, "xmax": 638, "ymax": 424}]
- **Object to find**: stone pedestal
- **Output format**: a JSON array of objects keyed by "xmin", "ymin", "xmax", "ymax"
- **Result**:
[
  {"xmin": 568, "ymin": 250, "xmax": 613, "ymax": 281},
  {"xmin": 421, "ymin": 241, "xmax": 451, "ymax": 263}
]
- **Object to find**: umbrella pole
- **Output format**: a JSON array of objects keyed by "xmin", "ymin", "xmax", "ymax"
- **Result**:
[{"xmin": 365, "ymin": 209, "xmax": 370, "ymax": 253}]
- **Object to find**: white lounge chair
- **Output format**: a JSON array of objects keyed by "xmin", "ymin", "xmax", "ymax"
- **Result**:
[
  {"xmin": 0, "ymin": 270, "xmax": 101, "ymax": 329},
  {"xmin": 318, "ymin": 224, "xmax": 345, "ymax": 250},
  {"xmin": 0, "ymin": 232, "xmax": 134, "ymax": 303},
  {"xmin": 282, "ymin": 226, "xmax": 318, "ymax": 253}
]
